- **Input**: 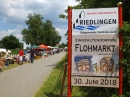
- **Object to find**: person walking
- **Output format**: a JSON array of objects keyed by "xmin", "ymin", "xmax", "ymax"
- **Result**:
[
  {"xmin": 30, "ymin": 49, "xmax": 35, "ymax": 63},
  {"xmin": 26, "ymin": 51, "xmax": 30, "ymax": 63},
  {"xmin": 19, "ymin": 49, "xmax": 24, "ymax": 65}
]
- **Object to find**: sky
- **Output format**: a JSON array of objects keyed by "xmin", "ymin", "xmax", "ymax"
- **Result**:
[{"xmin": 0, "ymin": 0, "xmax": 79, "ymax": 46}]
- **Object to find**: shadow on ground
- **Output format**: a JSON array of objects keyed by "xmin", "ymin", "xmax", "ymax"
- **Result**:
[
  {"xmin": 45, "ymin": 92, "xmax": 59, "ymax": 97},
  {"xmin": 45, "ymin": 64, "xmax": 56, "ymax": 67}
]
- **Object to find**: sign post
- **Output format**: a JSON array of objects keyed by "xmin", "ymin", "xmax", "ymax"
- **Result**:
[
  {"xmin": 117, "ymin": 2, "xmax": 123, "ymax": 96},
  {"xmin": 67, "ymin": 2, "xmax": 123, "ymax": 96},
  {"xmin": 68, "ymin": 6, "xmax": 72, "ymax": 97},
  {"xmin": 71, "ymin": 7, "xmax": 119, "ymax": 88}
]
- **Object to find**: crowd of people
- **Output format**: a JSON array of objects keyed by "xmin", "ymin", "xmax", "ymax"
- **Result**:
[
  {"xmin": 16, "ymin": 49, "xmax": 36, "ymax": 64},
  {"xmin": 0, "ymin": 48, "xmax": 37, "ymax": 70},
  {"xmin": 0, "ymin": 47, "xmax": 67, "ymax": 71},
  {"xmin": 0, "ymin": 49, "xmax": 12, "ymax": 71}
]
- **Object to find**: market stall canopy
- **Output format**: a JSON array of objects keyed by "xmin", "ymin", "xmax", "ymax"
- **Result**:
[
  {"xmin": 30, "ymin": 45, "xmax": 39, "ymax": 49},
  {"xmin": 53, "ymin": 46, "xmax": 58, "ymax": 49},
  {"xmin": 0, "ymin": 48, "xmax": 11, "ymax": 53},
  {"xmin": 64, "ymin": 47, "xmax": 68, "ymax": 49},
  {"xmin": 39, "ymin": 44, "xmax": 48, "ymax": 49},
  {"xmin": 47, "ymin": 46, "xmax": 53, "ymax": 48},
  {"xmin": 0, "ymin": 48, "xmax": 6, "ymax": 52}
]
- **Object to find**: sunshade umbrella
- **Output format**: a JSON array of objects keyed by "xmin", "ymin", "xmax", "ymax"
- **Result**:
[
  {"xmin": 39, "ymin": 44, "xmax": 48, "ymax": 49},
  {"xmin": 53, "ymin": 46, "xmax": 58, "ymax": 49},
  {"xmin": 47, "ymin": 46, "xmax": 53, "ymax": 48},
  {"xmin": 30, "ymin": 45, "xmax": 39, "ymax": 49}
]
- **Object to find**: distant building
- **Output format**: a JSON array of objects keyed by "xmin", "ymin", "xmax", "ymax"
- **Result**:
[{"xmin": 23, "ymin": 42, "xmax": 31, "ymax": 49}]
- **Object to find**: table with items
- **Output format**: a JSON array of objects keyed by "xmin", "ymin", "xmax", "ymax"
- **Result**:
[{"xmin": 5, "ymin": 57, "xmax": 14, "ymax": 66}]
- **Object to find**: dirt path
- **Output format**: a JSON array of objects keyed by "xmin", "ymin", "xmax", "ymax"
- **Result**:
[{"xmin": 0, "ymin": 52, "xmax": 66, "ymax": 97}]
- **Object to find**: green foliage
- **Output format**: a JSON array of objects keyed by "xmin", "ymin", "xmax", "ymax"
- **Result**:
[
  {"xmin": 0, "ymin": 41, "xmax": 4, "ymax": 48},
  {"xmin": 22, "ymin": 13, "xmax": 61, "ymax": 46},
  {"xmin": 121, "ymin": 22, "xmax": 130, "ymax": 96},
  {"xmin": 59, "ymin": 0, "xmax": 130, "ymax": 47},
  {"xmin": 59, "ymin": 0, "xmax": 130, "ymax": 22},
  {"xmin": 35, "ymin": 55, "xmax": 67, "ymax": 97},
  {"xmin": 71, "ymin": 23, "xmax": 130, "ymax": 97},
  {"xmin": 22, "ymin": 13, "xmax": 44, "ymax": 45},
  {"xmin": 55, "ymin": 53, "xmax": 67, "ymax": 69},
  {"xmin": 72, "ymin": 87, "xmax": 118, "ymax": 97},
  {"xmin": 19, "ymin": 43, "xmax": 23, "ymax": 49},
  {"xmin": 43, "ymin": 20, "xmax": 61, "ymax": 46},
  {"xmin": 10, "ymin": 49, "xmax": 19, "ymax": 55},
  {"xmin": 1, "ymin": 35, "xmax": 20, "ymax": 49},
  {"xmin": 59, "ymin": 0, "xmax": 130, "ymax": 96},
  {"xmin": 58, "ymin": 43, "xmax": 67, "ymax": 48}
]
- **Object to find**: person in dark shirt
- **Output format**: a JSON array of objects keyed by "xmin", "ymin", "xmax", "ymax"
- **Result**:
[{"xmin": 30, "ymin": 49, "xmax": 35, "ymax": 63}]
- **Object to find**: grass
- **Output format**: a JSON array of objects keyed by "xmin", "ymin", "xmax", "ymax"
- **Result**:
[
  {"xmin": 3, "ymin": 63, "xmax": 19, "ymax": 71},
  {"xmin": 34, "ymin": 54, "xmax": 89, "ymax": 97},
  {"xmin": 1, "ymin": 53, "xmax": 118, "ymax": 97},
  {"xmin": 2, "ymin": 56, "xmax": 41, "ymax": 71},
  {"xmin": 35, "ymin": 55, "xmax": 67, "ymax": 97},
  {"xmin": 10, "ymin": 49, "xmax": 19, "ymax": 55},
  {"xmin": 34, "ymin": 54, "xmax": 119, "ymax": 97},
  {"xmin": 3, "ymin": 61, "xmax": 28, "ymax": 71},
  {"xmin": 35, "ymin": 68, "xmax": 63, "ymax": 97}
]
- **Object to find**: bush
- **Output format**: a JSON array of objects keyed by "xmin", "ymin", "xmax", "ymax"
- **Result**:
[
  {"xmin": 121, "ymin": 22, "xmax": 130, "ymax": 96},
  {"xmin": 10, "ymin": 49, "xmax": 19, "ymax": 55},
  {"xmin": 71, "ymin": 22, "xmax": 130, "ymax": 97}
]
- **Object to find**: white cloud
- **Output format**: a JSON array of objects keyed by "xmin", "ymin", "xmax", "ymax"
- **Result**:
[
  {"xmin": 60, "ymin": 37, "xmax": 67, "ymax": 44},
  {"xmin": 56, "ymin": 28, "xmax": 67, "ymax": 44},
  {"xmin": 0, "ymin": 29, "xmax": 22, "ymax": 41},
  {"xmin": 0, "ymin": 0, "xmax": 79, "ymax": 44},
  {"xmin": 0, "ymin": 0, "xmax": 79, "ymax": 25},
  {"xmin": 14, "ymin": 34, "xmax": 23, "ymax": 41},
  {"xmin": 0, "ymin": 29, "xmax": 17, "ymax": 36}
]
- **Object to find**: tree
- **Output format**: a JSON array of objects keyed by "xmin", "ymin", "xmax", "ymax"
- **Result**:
[
  {"xmin": 59, "ymin": 0, "xmax": 130, "ymax": 48},
  {"xmin": 0, "ymin": 40, "xmax": 4, "ymax": 48},
  {"xmin": 22, "ymin": 13, "xmax": 61, "ymax": 46},
  {"xmin": 22, "ymin": 13, "xmax": 44, "ymax": 45},
  {"xmin": 59, "ymin": 43, "xmax": 67, "ymax": 48},
  {"xmin": 43, "ymin": 20, "xmax": 61, "ymax": 46},
  {"xmin": 59, "ymin": 0, "xmax": 130, "ymax": 96},
  {"xmin": 1, "ymin": 35, "xmax": 20, "ymax": 49},
  {"xmin": 52, "ymin": 29, "xmax": 62, "ymax": 46},
  {"xmin": 19, "ymin": 42, "xmax": 23, "ymax": 49},
  {"xmin": 121, "ymin": 22, "xmax": 130, "ymax": 97},
  {"xmin": 59, "ymin": 0, "xmax": 130, "ymax": 22}
]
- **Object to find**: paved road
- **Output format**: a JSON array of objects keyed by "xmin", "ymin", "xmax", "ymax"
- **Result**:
[{"xmin": 0, "ymin": 52, "xmax": 66, "ymax": 97}]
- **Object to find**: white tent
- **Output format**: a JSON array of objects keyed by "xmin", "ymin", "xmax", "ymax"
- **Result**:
[
  {"xmin": 0, "ymin": 48, "xmax": 6, "ymax": 52},
  {"xmin": 64, "ymin": 47, "xmax": 68, "ymax": 49},
  {"xmin": 47, "ymin": 46, "xmax": 54, "ymax": 48},
  {"xmin": 8, "ymin": 50, "xmax": 11, "ymax": 53},
  {"xmin": 0, "ymin": 48, "xmax": 11, "ymax": 53}
]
